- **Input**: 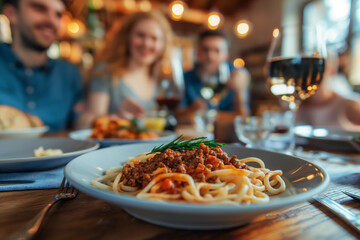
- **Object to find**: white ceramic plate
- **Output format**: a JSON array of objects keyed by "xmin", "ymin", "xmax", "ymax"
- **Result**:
[
  {"xmin": 295, "ymin": 125, "xmax": 360, "ymax": 152},
  {"xmin": 0, "ymin": 138, "xmax": 99, "ymax": 172},
  {"xmin": 65, "ymin": 142, "xmax": 329, "ymax": 230},
  {"xmin": 69, "ymin": 129, "xmax": 177, "ymax": 148},
  {"xmin": 0, "ymin": 126, "xmax": 49, "ymax": 139}
]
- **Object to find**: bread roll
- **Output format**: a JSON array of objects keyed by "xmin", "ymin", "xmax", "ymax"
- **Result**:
[{"xmin": 0, "ymin": 105, "xmax": 43, "ymax": 130}]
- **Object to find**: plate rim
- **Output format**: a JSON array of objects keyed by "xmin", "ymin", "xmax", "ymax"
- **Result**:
[
  {"xmin": 0, "ymin": 137, "xmax": 100, "ymax": 163},
  {"xmin": 65, "ymin": 143, "xmax": 330, "ymax": 213},
  {"xmin": 69, "ymin": 128, "xmax": 177, "ymax": 143},
  {"xmin": 295, "ymin": 124, "xmax": 359, "ymax": 141},
  {"xmin": 0, "ymin": 125, "xmax": 49, "ymax": 134}
]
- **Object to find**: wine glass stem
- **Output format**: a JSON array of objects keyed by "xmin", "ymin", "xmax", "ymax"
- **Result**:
[{"xmin": 288, "ymin": 100, "xmax": 299, "ymax": 154}]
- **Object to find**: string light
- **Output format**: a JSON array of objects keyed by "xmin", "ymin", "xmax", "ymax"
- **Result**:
[
  {"xmin": 170, "ymin": 1, "xmax": 186, "ymax": 21},
  {"xmin": 233, "ymin": 58, "xmax": 245, "ymax": 68},
  {"xmin": 273, "ymin": 28, "xmax": 280, "ymax": 38},
  {"xmin": 138, "ymin": 0, "xmax": 152, "ymax": 12},
  {"xmin": 67, "ymin": 19, "xmax": 86, "ymax": 38},
  {"xmin": 235, "ymin": 20, "xmax": 251, "ymax": 38},
  {"xmin": 207, "ymin": 12, "xmax": 221, "ymax": 30},
  {"xmin": 123, "ymin": 0, "xmax": 136, "ymax": 10},
  {"xmin": 68, "ymin": 22, "xmax": 80, "ymax": 34}
]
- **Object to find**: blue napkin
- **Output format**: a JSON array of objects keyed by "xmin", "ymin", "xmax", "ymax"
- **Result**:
[{"xmin": 0, "ymin": 167, "xmax": 64, "ymax": 191}]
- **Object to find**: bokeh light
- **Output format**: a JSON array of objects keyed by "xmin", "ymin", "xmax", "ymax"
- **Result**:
[
  {"xmin": 207, "ymin": 12, "xmax": 221, "ymax": 30},
  {"xmin": 233, "ymin": 58, "xmax": 245, "ymax": 68},
  {"xmin": 170, "ymin": 1, "xmax": 186, "ymax": 21},
  {"xmin": 235, "ymin": 20, "xmax": 251, "ymax": 38}
]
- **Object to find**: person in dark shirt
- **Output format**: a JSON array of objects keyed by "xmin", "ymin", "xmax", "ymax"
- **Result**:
[
  {"xmin": 181, "ymin": 30, "xmax": 250, "ymax": 116},
  {"xmin": 0, "ymin": 0, "xmax": 84, "ymax": 131}
]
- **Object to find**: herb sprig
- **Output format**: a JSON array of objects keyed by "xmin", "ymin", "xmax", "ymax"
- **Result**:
[{"xmin": 150, "ymin": 135, "xmax": 226, "ymax": 153}]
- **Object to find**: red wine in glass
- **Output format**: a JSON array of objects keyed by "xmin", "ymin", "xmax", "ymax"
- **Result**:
[{"xmin": 156, "ymin": 96, "xmax": 181, "ymax": 112}]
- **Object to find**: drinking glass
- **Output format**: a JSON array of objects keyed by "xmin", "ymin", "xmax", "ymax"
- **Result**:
[
  {"xmin": 267, "ymin": 24, "xmax": 327, "ymax": 113},
  {"xmin": 156, "ymin": 58, "xmax": 184, "ymax": 130},
  {"xmin": 234, "ymin": 116, "xmax": 273, "ymax": 148},
  {"xmin": 199, "ymin": 62, "xmax": 230, "ymax": 137},
  {"xmin": 199, "ymin": 62, "xmax": 230, "ymax": 108},
  {"xmin": 262, "ymin": 110, "xmax": 295, "ymax": 153}
]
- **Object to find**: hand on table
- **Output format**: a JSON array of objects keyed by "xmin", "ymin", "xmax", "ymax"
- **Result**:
[{"xmin": 117, "ymin": 97, "xmax": 145, "ymax": 119}]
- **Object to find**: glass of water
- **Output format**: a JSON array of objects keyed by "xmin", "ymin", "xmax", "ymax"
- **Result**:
[
  {"xmin": 262, "ymin": 110, "xmax": 295, "ymax": 153},
  {"xmin": 234, "ymin": 116, "xmax": 273, "ymax": 148}
]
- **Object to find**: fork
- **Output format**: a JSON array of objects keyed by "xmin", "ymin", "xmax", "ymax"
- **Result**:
[{"xmin": 6, "ymin": 178, "xmax": 79, "ymax": 240}]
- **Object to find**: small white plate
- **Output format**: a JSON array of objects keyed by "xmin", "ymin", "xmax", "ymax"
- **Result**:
[
  {"xmin": 69, "ymin": 129, "xmax": 177, "ymax": 148},
  {"xmin": 0, "ymin": 138, "xmax": 99, "ymax": 172},
  {"xmin": 65, "ymin": 142, "xmax": 329, "ymax": 230},
  {"xmin": 295, "ymin": 125, "xmax": 360, "ymax": 152},
  {"xmin": 0, "ymin": 126, "xmax": 49, "ymax": 139}
]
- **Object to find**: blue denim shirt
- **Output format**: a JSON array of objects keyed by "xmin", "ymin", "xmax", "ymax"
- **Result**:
[
  {"xmin": 0, "ymin": 43, "xmax": 83, "ymax": 131},
  {"xmin": 182, "ymin": 63, "xmax": 237, "ymax": 111}
]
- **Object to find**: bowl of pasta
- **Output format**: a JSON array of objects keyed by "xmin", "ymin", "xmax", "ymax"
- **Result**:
[
  {"xmin": 65, "ymin": 137, "xmax": 329, "ymax": 230},
  {"xmin": 69, "ymin": 116, "xmax": 176, "ymax": 147}
]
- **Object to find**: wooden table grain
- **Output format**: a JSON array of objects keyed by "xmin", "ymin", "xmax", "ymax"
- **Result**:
[{"xmin": 1, "ymin": 133, "xmax": 360, "ymax": 239}]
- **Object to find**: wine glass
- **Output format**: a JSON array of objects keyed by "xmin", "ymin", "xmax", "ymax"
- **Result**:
[
  {"xmin": 199, "ymin": 62, "xmax": 230, "ymax": 136},
  {"xmin": 267, "ymin": 24, "xmax": 327, "ymax": 113},
  {"xmin": 156, "ymin": 58, "xmax": 184, "ymax": 130},
  {"xmin": 199, "ymin": 62, "xmax": 230, "ymax": 108}
]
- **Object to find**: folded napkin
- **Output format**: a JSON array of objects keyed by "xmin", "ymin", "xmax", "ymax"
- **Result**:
[{"xmin": 0, "ymin": 167, "xmax": 64, "ymax": 191}]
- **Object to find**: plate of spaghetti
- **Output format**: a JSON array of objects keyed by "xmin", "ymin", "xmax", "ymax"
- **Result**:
[
  {"xmin": 65, "ymin": 137, "xmax": 329, "ymax": 230},
  {"xmin": 69, "ymin": 116, "xmax": 176, "ymax": 147}
]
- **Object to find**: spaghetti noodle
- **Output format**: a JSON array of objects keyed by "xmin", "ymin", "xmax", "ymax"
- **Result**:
[{"xmin": 91, "ymin": 143, "xmax": 286, "ymax": 205}]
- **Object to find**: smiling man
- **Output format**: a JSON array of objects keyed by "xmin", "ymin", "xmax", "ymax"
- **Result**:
[{"xmin": 0, "ymin": 0, "xmax": 84, "ymax": 131}]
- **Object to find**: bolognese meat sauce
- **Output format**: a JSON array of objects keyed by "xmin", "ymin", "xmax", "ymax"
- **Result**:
[{"xmin": 121, "ymin": 143, "xmax": 249, "ymax": 189}]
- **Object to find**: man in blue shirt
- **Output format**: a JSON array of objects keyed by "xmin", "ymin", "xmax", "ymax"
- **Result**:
[
  {"xmin": 182, "ymin": 30, "xmax": 250, "ymax": 116},
  {"xmin": 1, "ymin": 0, "xmax": 83, "ymax": 131}
]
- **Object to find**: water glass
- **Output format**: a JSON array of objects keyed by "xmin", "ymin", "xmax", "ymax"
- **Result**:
[
  {"xmin": 262, "ymin": 110, "xmax": 295, "ymax": 153},
  {"xmin": 234, "ymin": 116, "xmax": 273, "ymax": 148}
]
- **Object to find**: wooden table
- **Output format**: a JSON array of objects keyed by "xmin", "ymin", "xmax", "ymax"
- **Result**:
[{"xmin": 1, "ymin": 134, "xmax": 360, "ymax": 240}]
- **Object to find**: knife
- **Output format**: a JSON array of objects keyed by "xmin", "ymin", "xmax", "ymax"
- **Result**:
[
  {"xmin": 314, "ymin": 196, "xmax": 360, "ymax": 233},
  {"xmin": 343, "ymin": 191, "xmax": 360, "ymax": 202}
]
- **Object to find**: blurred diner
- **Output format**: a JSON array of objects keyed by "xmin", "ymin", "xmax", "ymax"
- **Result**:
[
  {"xmin": 0, "ymin": 0, "xmax": 84, "ymax": 131},
  {"xmin": 179, "ymin": 30, "xmax": 250, "ymax": 121},
  {"xmin": 77, "ymin": 11, "xmax": 172, "ymax": 129}
]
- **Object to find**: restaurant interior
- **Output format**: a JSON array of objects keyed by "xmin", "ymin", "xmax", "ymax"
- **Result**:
[
  {"xmin": 1, "ymin": 0, "xmax": 360, "ymax": 239},
  {"xmin": 1, "ymin": 0, "xmax": 359, "ymax": 114}
]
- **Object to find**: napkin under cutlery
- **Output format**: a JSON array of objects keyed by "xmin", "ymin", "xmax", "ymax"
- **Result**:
[{"xmin": 0, "ymin": 167, "xmax": 64, "ymax": 191}]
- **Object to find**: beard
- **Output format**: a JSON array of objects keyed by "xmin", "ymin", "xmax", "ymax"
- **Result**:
[{"xmin": 20, "ymin": 31, "xmax": 49, "ymax": 52}]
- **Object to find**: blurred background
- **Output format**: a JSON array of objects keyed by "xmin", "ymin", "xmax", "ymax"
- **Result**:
[{"xmin": 1, "ymin": 0, "xmax": 359, "ymax": 115}]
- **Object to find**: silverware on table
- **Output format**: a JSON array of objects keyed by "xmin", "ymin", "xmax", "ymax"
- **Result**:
[
  {"xmin": 343, "ymin": 191, "xmax": 360, "ymax": 202},
  {"xmin": 6, "ymin": 178, "xmax": 78, "ymax": 240},
  {"xmin": 313, "ymin": 195, "xmax": 360, "ymax": 233}
]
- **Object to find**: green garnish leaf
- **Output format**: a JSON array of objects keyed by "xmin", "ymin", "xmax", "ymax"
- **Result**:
[
  {"xmin": 118, "ymin": 126, "xmax": 132, "ymax": 130},
  {"xmin": 150, "ymin": 135, "xmax": 226, "ymax": 153},
  {"xmin": 130, "ymin": 117, "xmax": 148, "ymax": 133}
]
